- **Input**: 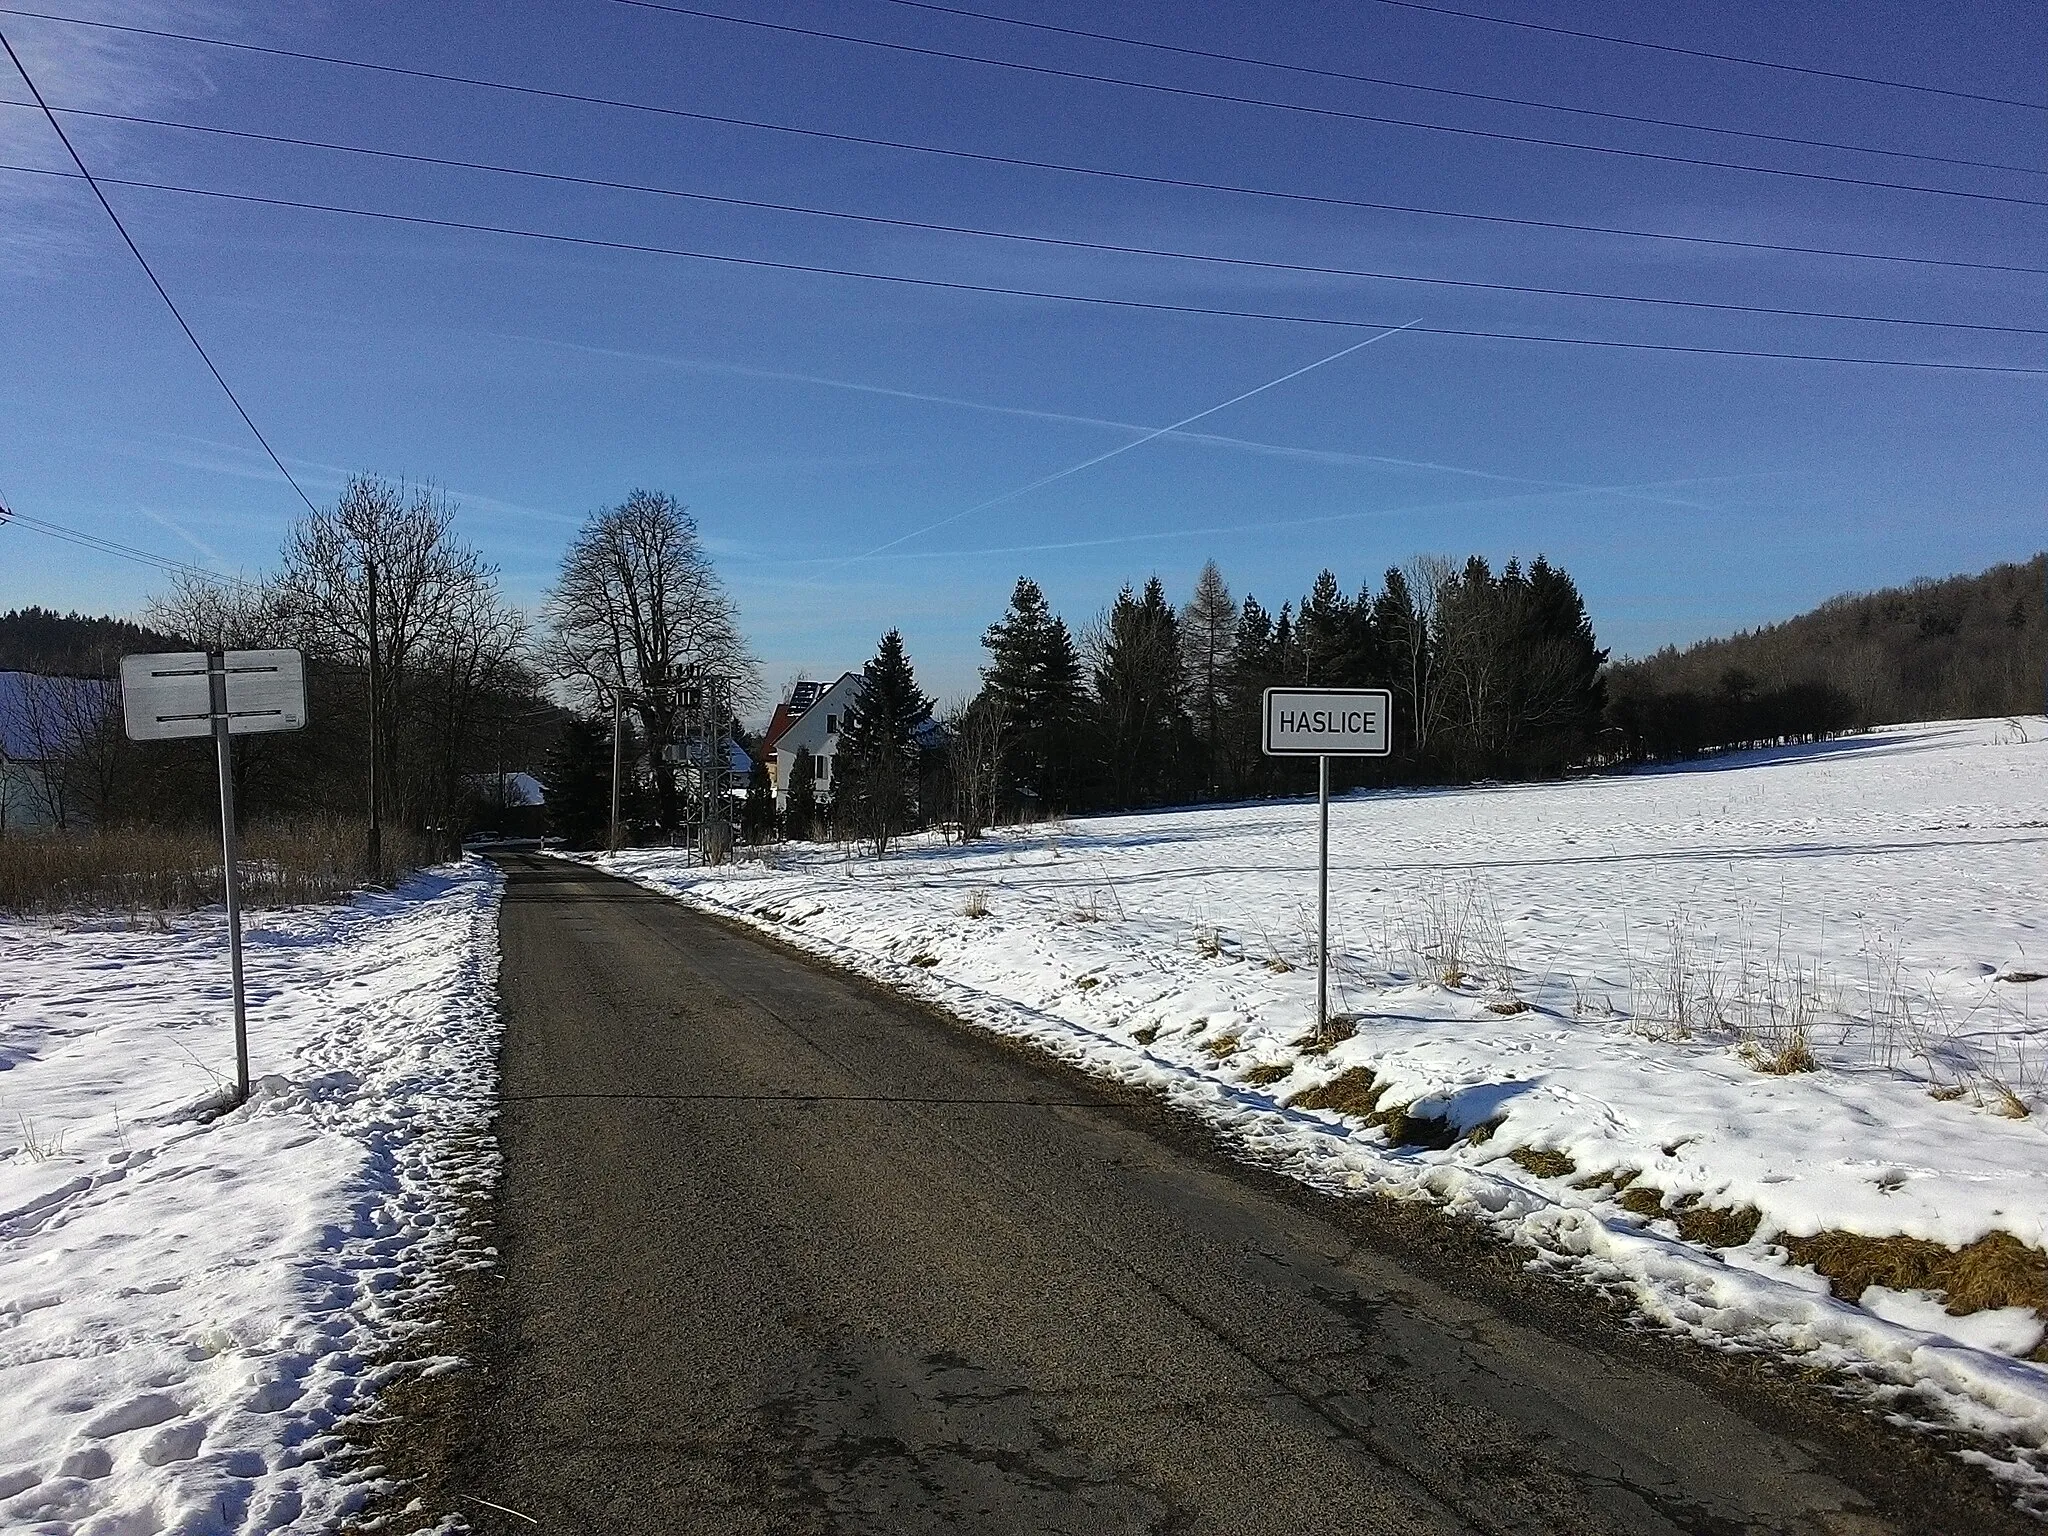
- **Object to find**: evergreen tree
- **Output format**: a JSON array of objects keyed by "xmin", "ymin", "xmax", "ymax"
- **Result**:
[
  {"xmin": 836, "ymin": 629, "xmax": 933, "ymax": 855},
  {"xmin": 1505, "ymin": 556, "xmax": 1608, "ymax": 774},
  {"xmin": 1180, "ymin": 560, "xmax": 1236, "ymax": 796},
  {"xmin": 784, "ymin": 749, "xmax": 818, "ymax": 840},
  {"xmin": 740, "ymin": 755, "xmax": 776, "ymax": 844},
  {"xmin": 1221, "ymin": 595, "xmax": 1276, "ymax": 794},
  {"xmin": 540, "ymin": 715, "xmax": 613, "ymax": 850},
  {"xmin": 1090, "ymin": 578, "xmax": 1188, "ymax": 809},
  {"xmin": 981, "ymin": 578, "xmax": 1087, "ymax": 811},
  {"xmin": 1296, "ymin": 569, "xmax": 1354, "ymax": 684}
]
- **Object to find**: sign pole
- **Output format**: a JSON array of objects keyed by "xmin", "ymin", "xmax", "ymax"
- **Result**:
[
  {"xmin": 209, "ymin": 654, "xmax": 252, "ymax": 1105},
  {"xmin": 1258, "ymin": 687, "xmax": 1389, "ymax": 1052},
  {"xmin": 1317, "ymin": 753, "xmax": 1330, "ymax": 1047},
  {"xmin": 609, "ymin": 687, "xmax": 624, "ymax": 853}
]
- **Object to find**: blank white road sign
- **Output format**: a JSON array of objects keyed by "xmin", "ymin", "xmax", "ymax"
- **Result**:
[
  {"xmin": 121, "ymin": 649, "xmax": 308, "ymax": 741},
  {"xmin": 1262, "ymin": 687, "xmax": 1392, "ymax": 757}
]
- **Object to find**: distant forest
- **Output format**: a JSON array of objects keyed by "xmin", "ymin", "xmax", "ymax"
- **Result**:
[
  {"xmin": 0, "ymin": 606, "xmax": 183, "ymax": 674},
  {"xmin": 1606, "ymin": 554, "xmax": 2046, "ymax": 763}
]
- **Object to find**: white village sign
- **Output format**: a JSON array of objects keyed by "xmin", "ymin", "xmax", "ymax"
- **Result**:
[
  {"xmin": 121, "ymin": 650, "xmax": 308, "ymax": 1103},
  {"xmin": 1262, "ymin": 688, "xmax": 1393, "ymax": 1044}
]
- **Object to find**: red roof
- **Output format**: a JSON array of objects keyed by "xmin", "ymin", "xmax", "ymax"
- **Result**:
[{"xmin": 762, "ymin": 701, "xmax": 798, "ymax": 752}]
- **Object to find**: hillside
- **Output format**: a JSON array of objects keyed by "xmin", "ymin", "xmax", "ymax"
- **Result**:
[
  {"xmin": 1607, "ymin": 554, "xmax": 2045, "ymax": 760},
  {"xmin": 0, "ymin": 607, "xmax": 183, "ymax": 676}
]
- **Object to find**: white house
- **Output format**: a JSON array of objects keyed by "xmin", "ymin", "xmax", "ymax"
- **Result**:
[{"xmin": 761, "ymin": 673, "xmax": 861, "ymax": 814}]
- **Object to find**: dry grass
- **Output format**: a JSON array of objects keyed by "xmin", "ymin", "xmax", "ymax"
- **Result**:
[
  {"xmin": 1074, "ymin": 975, "xmax": 1100, "ymax": 991},
  {"xmin": 1202, "ymin": 1032, "xmax": 1243, "ymax": 1060},
  {"xmin": 1287, "ymin": 1067, "xmax": 1386, "ymax": 1119},
  {"xmin": 0, "ymin": 818, "xmax": 430, "ymax": 916},
  {"xmin": 1616, "ymin": 1185, "xmax": 1667, "ymax": 1220},
  {"xmin": 1130, "ymin": 1025, "xmax": 1159, "ymax": 1046},
  {"xmin": 1292, "ymin": 1016, "xmax": 1359, "ymax": 1054},
  {"xmin": 1242, "ymin": 1062, "xmax": 1292, "ymax": 1086},
  {"xmin": 1743, "ymin": 1030, "xmax": 1818, "ymax": 1075},
  {"xmin": 1508, "ymin": 1147, "xmax": 1577, "ymax": 1179},
  {"xmin": 1672, "ymin": 1201, "xmax": 1762, "ymax": 1249},
  {"xmin": 1193, "ymin": 923, "xmax": 1222, "ymax": 959},
  {"xmin": 1283, "ymin": 1067, "xmax": 1458, "ymax": 1147},
  {"xmin": 1783, "ymin": 1230, "xmax": 2048, "ymax": 1317},
  {"xmin": 959, "ymin": 886, "xmax": 990, "ymax": 919}
]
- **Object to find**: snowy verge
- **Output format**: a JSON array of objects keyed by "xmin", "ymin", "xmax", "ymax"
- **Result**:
[
  {"xmin": 583, "ymin": 717, "xmax": 2048, "ymax": 1511},
  {"xmin": 0, "ymin": 859, "xmax": 503, "ymax": 1535}
]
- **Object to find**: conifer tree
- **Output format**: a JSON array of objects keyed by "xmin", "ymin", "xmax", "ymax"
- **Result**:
[
  {"xmin": 981, "ymin": 578, "xmax": 1086, "ymax": 811},
  {"xmin": 836, "ymin": 629, "xmax": 933, "ymax": 854},
  {"xmin": 1089, "ymin": 578, "xmax": 1189, "ymax": 809},
  {"xmin": 540, "ymin": 714, "xmax": 612, "ymax": 850},
  {"xmin": 1180, "ymin": 560, "xmax": 1236, "ymax": 796},
  {"xmin": 740, "ymin": 756, "xmax": 776, "ymax": 843},
  {"xmin": 784, "ymin": 749, "xmax": 818, "ymax": 840}
]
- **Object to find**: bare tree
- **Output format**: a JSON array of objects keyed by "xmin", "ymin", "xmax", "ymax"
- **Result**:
[
  {"xmin": 942, "ymin": 693, "xmax": 1008, "ymax": 840},
  {"xmin": 543, "ymin": 490, "xmax": 756, "ymax": 834},
  {"xmin": 1180, "ymin": 559, "xmax": 1236, "ymax": 796},
  {"xmin": 13, "ymin": 673, "xmax": 118, "ymax": 830},
  {"xmin": 275, "ymin": 475, "xmax": 517, "ymax": 865},
  {"xmin": 1398, "ymin": 553, "xmax": 1454, "ymax": 758}
]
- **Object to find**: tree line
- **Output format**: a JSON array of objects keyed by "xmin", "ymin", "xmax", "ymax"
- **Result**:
[
  {"xmin": 950, "ymin": 553, "xmax": 1608, "ymax": 821},
  {"xmin": 1606, "ymin": 553, "xmax": 2044, "ymax": 763},
  {"xmin": 780, "ymin": 552, "xmax": 1609, "ymax": 853}
]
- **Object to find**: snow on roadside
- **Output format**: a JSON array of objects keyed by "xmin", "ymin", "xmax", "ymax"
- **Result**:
[
  {"xmin": 590, "ymin": 717, "xmax": 2048, "ymax": 1509},
  {"xmin": 0, "ymin": 860, "xmax": 502, "ymax": 1534}
]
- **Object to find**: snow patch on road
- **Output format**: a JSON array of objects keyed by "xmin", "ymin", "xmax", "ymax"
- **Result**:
[
  {"xmin": 591, "ymin": 717, "xmax": 2048, "ymax": 1510},
  {"xmin": 0, "ymin": 860, "xmax": 502, "ymax": 1533}
]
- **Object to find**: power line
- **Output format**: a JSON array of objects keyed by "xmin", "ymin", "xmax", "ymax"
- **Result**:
[
  {"xmin": 1, "ymin": 10, "xmax": 2034, "ymax": 277},
  {"xmin": 608, "ymin": 1, "xmax": 2048, "ymax": 208},
  {"xmin": 868, "ymin": 0, "xmax": 2045, "ymax": 178},
  {"xmin": 1362, "ymin": 0, "xmax": 2048, "ymax": 114},
  {"xmin": 0, "ymin": 503, "xmax": 217, "ymax": 580},
  {"xmin": 6, "ymin": 159, "xmax": 2040, "ymax": 376},
  {"xmin": 0, "ymin": 26, "xmax": 319, "ymax": 517},
  {"xmin": 4, "ymin": 104, "xmax": 2035, "ymax": 339}
]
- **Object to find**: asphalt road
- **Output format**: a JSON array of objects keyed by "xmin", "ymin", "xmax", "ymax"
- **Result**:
[{"xmin": 441, "ymin": 855, "xmax": 2018, "ymax": 1535}]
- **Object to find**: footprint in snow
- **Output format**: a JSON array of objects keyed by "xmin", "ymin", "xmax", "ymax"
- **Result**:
[{"xmin": 83, "ymin": 1392, "xmax": 183, "ymax": 1438}]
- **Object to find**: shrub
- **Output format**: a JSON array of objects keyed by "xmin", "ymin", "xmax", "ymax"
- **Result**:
[{"xmin": 0, "ymin": 818, "xmax": 429, "ymax": 915}]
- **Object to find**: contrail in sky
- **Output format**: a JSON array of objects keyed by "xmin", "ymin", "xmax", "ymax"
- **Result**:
[{"xmin": 841, "ymin": 320, "xmax": 1423, "ymax": 564}]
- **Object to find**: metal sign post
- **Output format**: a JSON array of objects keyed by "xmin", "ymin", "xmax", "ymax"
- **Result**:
[
  {"xmin": 1262, "ymin": 687, "xmax": 1393, "ymax": 1046},
  {"xmin": 121, "ymin": 649, "xmax": 308, "ymax": 1105}
]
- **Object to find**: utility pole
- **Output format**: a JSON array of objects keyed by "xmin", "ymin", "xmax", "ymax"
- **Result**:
[
  {"xmin": 609, "ymin": 685, "xmax": 625, "ymax": 852},
  {"xmin": 365, "ymin": 548, "xmax": 383, "ymax": 875}
]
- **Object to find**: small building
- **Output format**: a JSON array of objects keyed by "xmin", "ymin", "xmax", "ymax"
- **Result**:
[{"xmin": 761, "ymin": 673, "xmax": 861, "ymax": 814}]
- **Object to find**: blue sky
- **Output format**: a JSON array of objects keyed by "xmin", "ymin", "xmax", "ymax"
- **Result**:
[{"xmin": 0, "ymin": 0, "xmax": 2041, "ymax": 705}]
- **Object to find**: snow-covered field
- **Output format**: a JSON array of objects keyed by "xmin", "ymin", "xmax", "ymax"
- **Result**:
[
  {"xmin": 596, "ymin": 716, "xmax": 2048, "ymax": 1508},
  {"xmin": 0, "ymin": 861, "xmax": 502, "ymax": 1535}
]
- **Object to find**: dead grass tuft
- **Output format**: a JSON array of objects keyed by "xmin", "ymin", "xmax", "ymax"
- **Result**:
[
  {"xmin": 1783, "ymin": 1230, "xmax": 2048, "ymax": 1317},
  {"xmin": 1616, "ymin": 1186, "xmax": 1667, "ymax": 1221},
  {"xmin": 1203, "ymin": 1032, "xmax": 1243, "ymax": 1060},
  {"xmin": 959, "ymin": 887, "xmax": 990, "ymax": 919},
  {"xmin": 1672, "ymin": 1201, "xmax": 1762, "ymax": 1249},
  {"xmin": 1265, "ymin": 956, "xmax": 1295, "ymax": 974},
  {"xmin": 1242, "ymin": 1062, "xmax": 1292, "ymax": 1087},
  {"xmin": 1485, "ymin": 999, "xmax": 1533, "ymax": 1016},
  {"xmin": 1130, "ymin": 1025, "xmax": 1159, "ymax": 1046},
  {"xmin": 1292, "ymin": 1017, "xmax": 1359, "ymax": 1054},
  {"xmin": 1929, "ymin": 1083, "xmax": 1968, "ymax": 1102},
  {"xmin": 1287, "ymin": 1067, "xmax": 1385, "ymax": 1119},
  {"xmin": 1508, "ymin": 1147, "xmax": 1576, "ymax": 1179},
  {"xmin": 1378, "ymin": 1105, "xmax": 1458, "ymax": 1149},
  {"xmin": 1075, "ymin": 975, "xmax": 1100, "ymax": 991},
  {"xmin": 1194, "ymin": 924, "xmax": 1222, "ymax": 958},
  {"xmin": 1743, "ymin": 1030, "xmax": 1817, "ymax": 1075},
  {"xmin": 1465, "ymin": 1116, "xmax": 1505, "ymax": 1146},
  {"xmin": 908, "ymin": 954, "xmax": 939, "ymax": 968}
]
